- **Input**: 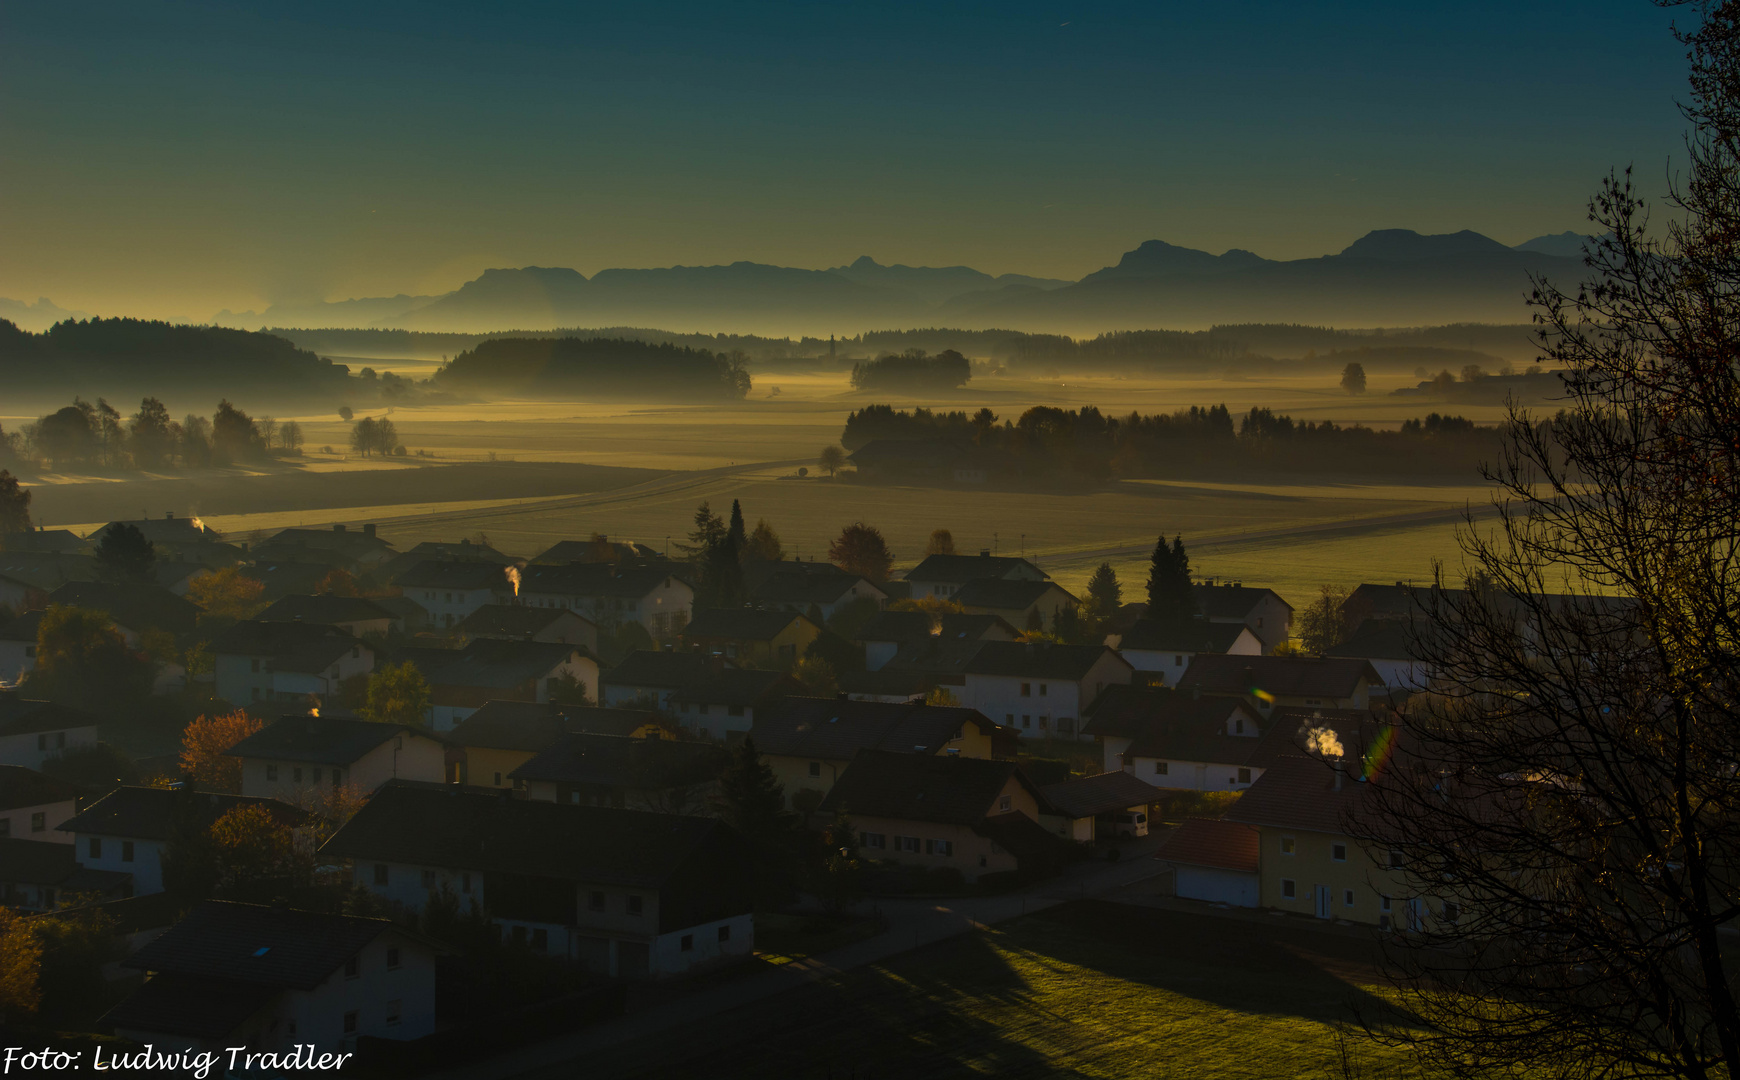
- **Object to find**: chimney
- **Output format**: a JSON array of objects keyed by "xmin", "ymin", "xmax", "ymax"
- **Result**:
[
  {"xmin": 364, "ymin": 524, "xmax": 377, "ymax": 539},
  {"xmin": 166, "ymin": 511, "xmax": 175, "ymax": 520},
  {"xmin": 980, "ymin": 549, "xmax": 990, "ymax": 558},
  {"xmin": 333, "ymin": 523, "xmax": 346, "ymax": 533}
]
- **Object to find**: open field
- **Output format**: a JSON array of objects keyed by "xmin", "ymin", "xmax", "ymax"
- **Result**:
[{"xmin": 560, "ymin": 900, "xmax": 1429, "ymax": 1080}]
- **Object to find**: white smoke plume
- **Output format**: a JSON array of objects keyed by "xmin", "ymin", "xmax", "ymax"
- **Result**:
[
  {"xmin": 504, "ymin": 565, "xmax": 521, "ymax": 598},
  {"xmin": 1305, "ymin": 724, "xmax": 1345, "ymax": 760}
]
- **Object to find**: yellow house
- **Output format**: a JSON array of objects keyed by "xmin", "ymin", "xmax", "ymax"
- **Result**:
[
  {"xmin": 682, "ymin": 609, "xmax": 822, "ymax": 669},
  {"xmin": 750, "ymin": 697, "xmax": 1016, "ymax": 810},
  {"xmin": 445, "ymin": 700, "xmax": 676, "ymax": 788}
]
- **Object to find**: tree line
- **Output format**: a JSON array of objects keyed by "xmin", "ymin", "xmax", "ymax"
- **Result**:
[
  {"xmin": 848, "ymin": 348, "xmax": 971, "ymax": 392},
  {"xmin": 431, "ymin": 336, "xmax": 752, "ymax": 399},
  {"xmin": 3, "ymin": 397, "xmax": 303, "ymax": 471}
]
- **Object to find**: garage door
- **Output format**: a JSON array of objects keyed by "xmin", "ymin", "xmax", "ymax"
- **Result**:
[{"xmin": 1177, "ymin": 866, "xmax": 1259, "ymax": 908}]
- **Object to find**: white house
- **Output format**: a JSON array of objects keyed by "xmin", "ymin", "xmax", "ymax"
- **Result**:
[
  {"xmin": 1177, "ymin": 654, "xmax": 1385, "ymax": 717},
  {"xmin": 1192, "ymin": 582, "xmax": 1295, "ymax": 654},
  {"xmin": 104, "ymin": 900, "xmax": 444, "ymax": 1056},
  {"xmin": 400, "ymin": 640, "xmax": 600, "ymax": 732},
  {"xmin": 256, "ymin": 594, "xmax": 400, "ymax": 639},
  {"xmin": 0, "ymin": 766, "xmax": 78, "ymax": 844},
  {"xmin": 960, "ymin": 641, "xmax": 1133, "ymax": 739},
  {"xmin": 227, "ymin": 716, "xmax": 449, "ymax": 800},
  {"xmin": 396, "ymin": 561, "xmax": 514, "ymax": 629},
  {"xmin": 902, "ymin": 553, "xmax": 1047, "ymax": 601},
  {"xmin": 0, "ymin": 611, "xmax": 42, "ymax": 686},
  {"xmin": 0, "ymin": 692, "xmax": 99, "ymax": 769},
  {"xmin": 456, "ymin": 604, "xmax": 599, "ymax": 652},
  {"xmin": 747, "ymin": 565, "xmax": 887, "ymax": 623},
  {"xmin": 211, "ymin": 622, "xmax": 376, "ymax": 709},
  {"xmin": 1114, "ymin": 619, "xmax": 1262, "ymax": 686},
  {"xmin": 61, "ymin": 787, "xmax": 308, "ymax": 896},
  {"xmin": 321, "ymin": 782, "xmax": 756, "ymax": 979},
  {"xmin": 517, "ymin": 563, "xmax": 695, "ymax": 639},
  {"xmin": 1325, "ymin": 618, "xmax": 1431, "ymax": 692}
]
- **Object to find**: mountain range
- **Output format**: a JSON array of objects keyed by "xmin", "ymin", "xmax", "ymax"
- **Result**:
[{"xmin": 5, "ymin": 230, "xmax": 1599, "ymax": 337}]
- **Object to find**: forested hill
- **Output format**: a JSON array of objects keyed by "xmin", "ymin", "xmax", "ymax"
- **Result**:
[
  {"xmin": 0, "ymin": 317, "xmax": 351, "ymax": 405},
  {"xmin": 431, "ymin": 336, "xmax": 752, "ymax": 399}
]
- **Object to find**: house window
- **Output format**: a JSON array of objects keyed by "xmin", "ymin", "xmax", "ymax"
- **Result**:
[
  {"xmin": 589, "ymin": 891, "xmax": 605, "ymax": 911},
  {"xmin": 1020, "ymin": 682, "xmax": 1031, "ymax": 697},
  {"xmin": 266, "ymin": 764, "xmax": 278, "ymax": 781},
  {"xmin": 374, "ymin": 864, "xmax": 389, "ymax": 886},
  {"xmin": 1234, "ymin": 718, "xmax": 1244, "ymax": 735},
  {"xmin": 1174, "ymin": 655, "xmax": 1183, "ymax": 665},
  {"xmin": 1005, "ymin": 714, "xmax": 1014, "ymax": 724},
  {"xmin": 293, "ymin": 768, "xmax": 303, "ymax": 783},
  {"xmin": 1237, "ymin": 767, "xmax": 1251, "ymax": 784},
  {"xmin": 121, "ymin": 841, "xmax": 134, "ymax": 862},
  {"xmin": 29, "ymin": 813, "xmax": 43, "ymax": 833},
  {"xmin": 1021, "ymin": 716, "xmax": 1030, "ymax": 728},
  {"xmin": 1389, "ymin": 850, "xmax": 1405, "ymax": 868},
  {"xmin": 998, "ymin": 795, "xmax": 1012, "ymax": 813},
  {"xmin": 344, "ymin": 956, "xmax": 359, "ymax": 979},
  {"xmin": 1344, "ymin": 889, "xmax": 1356, "ymax": 907},
  {"xmin": 680, "ymin": 934, "xmax": 693, "ymax": 952},
  {"xmin": 1332, "ymin": 843, "xmax": 1347, "ymax": 862},
  {"xmin": 88, "ymin": 838, "xmax": 102, "ymax": 859},
  {"xmin": 55, "ymin": 733, "xmax": 64, "ymax": 749},
  {"xmin": 627, "ymin": 895, "xmax": 643, "ymax": 915},
  {"xmin": 1038, "ymin": 716, "xmax": 1048, "ymax": 730},
  {"xmin": 894, "ymin": 836, "xmax": 920, "ymax": 854},
  {"xmin": 1280, "ymin": 836, "xmax": 1296, "ymax": 855},
  {"xmin": 312, "ymin": 768, "xmax": 322, "ymax": 783},
  {"xmin": 532, "ymin": 928, "xmax": 548, "ymax": 952},
  {"xmin": 1381, "ymin": 895, "xmax": 1393, "ymax": 912},
  {"xmin": 386, "ymin": 947, "xmax": 400, "ymax": 969},
  {"xmin": 808, "ymin": 762, "xmax": 821, "ymax": 778},
  {"xmin": 1155, "ymin": 762, "xmax": 1169, "ymax": 776},
  {"xmin": 421, "ymin": 869, "xmax": 437, "ymax": 890},
  {"xmin": 925, "ymin": 839, "xmax": 954, "ymax": 857},
  {"xmin": 1281, "ymin": 879, "xmax": 1297, "ymax": 899},
  {"xmin": 718, "ymin": 925, "xmax": 731, "ymax": 942},
  {"xmin": 386, "ymin": 1000, "xmax": 401, "ymax": 1026},
  {"xmin": 343, "ymin": 1012, "xmax": 358, "ymax": 1035},
  {"xmin": 1442, "ymin": 903, "xmax": 1461, "ymax": 923},
  {"xmin": 1038, "ymin": 684, "xmax": 1047, "ymax": 696},
  {"xmin": 860, "ymin": 832, "xmax": 886, "ymax": 850}
]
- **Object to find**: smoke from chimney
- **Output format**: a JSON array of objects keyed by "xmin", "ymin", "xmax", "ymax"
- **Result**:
[{"xmin": 504, "ymin": 565, "xmax": 521, "ymax": 599}]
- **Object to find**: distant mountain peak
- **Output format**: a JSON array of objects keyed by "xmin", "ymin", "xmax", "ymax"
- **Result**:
[
  {"xmin": 1513, "ymin": 231, "xmax": 1599, "ymax": 258},
  {"xmin": 1082, "ymin": 239, "xmax": 1272, "ymax": 282},
  {"xmin": 1337, "ymin": 229, "xmax": 1513, "ymax": 262}
]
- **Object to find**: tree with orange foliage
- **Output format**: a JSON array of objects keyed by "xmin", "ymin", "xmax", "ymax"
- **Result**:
[
  {"xmin": 186, "ymin": 565, "xmax": 265, "ymax": 622},
  {"xmin": 210, "ymin": 804, "xmax": 304, "ymax": 902},
  {"xmin": 0, "ymin": 908, "xmax": 42, "ymax": 1022},
  {"xmin": 179, "ymin": 710, "xmax": 263, "ymax": 792},
  {"xmin": 315, "ymin": 568, "xmax": 361, "ymax": 597}
]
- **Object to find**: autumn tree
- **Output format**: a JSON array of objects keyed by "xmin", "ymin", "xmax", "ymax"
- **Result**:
[
  {"xmin": 361, "ymin": 661, "xmax": 431, "ymax": 727},
  {"xmin": 1339, "ymin": 361, "xmax": 1367, "ymax": 395},
  {"xmin": 0, "ymin": 471, "xmax": 32, "ymax": 535},
  {"xmin": 186, "ymin": 566, "xmax": 265, "ymax": 623},
  {"xmin": 0, "ymin": 909, "xmax": 43, "ymax": 1023},
  {"xmin": 179, "ymin": 710, "xmax": 265, "ymax": 792},
  {"xmin": 925, "ymin": 528, "xmax": 956, "ymax": 556},
  {"xmin": 211, "ymin": 804, "xmax": 305, "ymax": 902},
  {"xmin": 744, "ymin": 518, "xmax": 783, "ymax": 562},
  {"xmin": 792, "ymin": 655, "xmax": 838, "ymax": 697},
  {"xmin": 817, "ymin": 445, "xmax": 846, "ymax": 478},
  {"xmin": 22, "ymin": 605, "xmax": 153, "ymax": 711},
  {"xmin": 829, "ymin": 522, "xmax": 893, "ymax": 583},
  {"xmin": 1294, "ymin": 585, "xmax": 1352, "ymax": 655}
]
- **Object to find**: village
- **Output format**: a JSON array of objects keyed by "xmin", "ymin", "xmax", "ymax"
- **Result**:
[{"xmin": 0, "ymin": 504, "xmax": 1464, "ymax": 1068}]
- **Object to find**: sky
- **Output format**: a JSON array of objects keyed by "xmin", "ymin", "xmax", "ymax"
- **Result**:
[{"xmin": 0, "ymin": 1, "xmax": 1694, "ymax": 319}]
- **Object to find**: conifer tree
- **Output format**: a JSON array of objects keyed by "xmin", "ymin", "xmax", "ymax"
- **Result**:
[{"xmin": 1145, "ymin": 533, "xmax": 1197, "ymax": 628}]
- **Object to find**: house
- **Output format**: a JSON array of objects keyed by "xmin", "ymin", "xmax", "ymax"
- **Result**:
[
  {"xmin": 247, "ymin": 560, "xmax": 346, "ymax": 602},
  {"xmin": 0, "ymin": 552, "xmax": 100, "ymax": 596},
  {"xmin": 103, "ymin": 900, "xmax": 444, "ymax": 1056},
  {"xmin": 747, "ymin": 564, "xmax": 887, "ymax": 622},
  {"xmin": 250, "ymin": 524, "xmax": 398, "ymax": 575},
  {"xmin": 0, "ymin": 610, "xmax": 43, "ymax": 685},
  {"xmin": 517, "ymin": 562, "xmax": 695, "ymax": 639},
  {"xmin": 815, "ymin": 750, "xmax": 1068, "ymax": 884},
  {"xmin": 602, "ymin": 651, "xmax": 731, "ymax": 712},
  {"xmin": 0, "ymin": 572, "xmax": 35, "ymax": 618},
  {"xmin": 60, "ymin": 786, "xmax": 307, "ymax": 896},
  {"xmin": 92, "ymin": 514, "xmax": 238, "ymax": 566},
  {"xmin": 1192, "ymin": 582, "xmax": 1294, "ymax": 654},
  {"xmin": 1155, "ymin": 818, "xmax": 1262, "ymax": 907},
  {"xmin": 952, "ymin": 578, "xmax": 1080, "ymax": 632},
  {"xmin": 321, "ymin": 782, "xmax": 757, "ymax": 978},
  {"xmin": 457, "ymin": 604, "xmax": 598, "ymax": 651},
  {"xmin": 0, "ymin": 839, "xmax": 132, "ymax": 911},
  {"xmin": 751, "ymin": 697, "xmax": 1015, "ymax": 810},
  {"xmin": 446, "ymin": 701, "xmax": 675, "ymax": 789},
  {"xmin": 0, "ymin": 766, "xmax": 79, "ymax": 843},
  {"xmin": 211, "ymin": 621, "xmax": 375, "ymax": 709},
  {"xmin": 509, "ymin": 732, "xmax": 726, "ymax": 813},
  {"xmin": 1083, "ymin": 685, "xmax": 1267, "ymax": 788},
  {"xmin": 46, "ymin": 580, "xmax": 202, "ymax": 641},
  {"xmin": 530, "ymin": 538, "xmax": 660, "ymax": 565},
  {"xmin": 601, "ymin": 652, "xmax": 802, "ymax": 738},
  {"xmin": 1036, "ymin": 771, "xmax": 1162, "ymax": 843},
  {"xmin": 682, "ymin": 608, "xmax": 820, "ymax": 667},
  {"xmin": 1114, "ymin": 619, "xmax": 1262, "ymax": 686},
  {"xmin": 227, "ymin": 716, "xmax": 449, "ymax": 800},
  {"xmin": 1325, "ymin": 618, "xmax": 1432, "ymax": 692},
  {"xmin": 902, "ymin": 552, "xmax": 1047, "ymax": 601},
  {"xmin": 1177, "ymin": 654, "xmax": 1384, "ymax": 716},
  {"xmin": 0, "ymin": 691, "xmax": 99, "ymax": 769},
  {"xmin": 396, "ymin": 561, "xmax": 513, "ymax": 629},
  {"xmin": 0, "ymin": 529, "xmax": 87, "ymax": 556},
  {"xmin": 960, "ymin": 641, "xmax": 1133, "ymax": 739},
  {"xmin": 400, "ymin": 639, "xmax": 598, "ymax": 731},
  {"xmin": 376, "ymin": 538, "xmax": 514, "ymax": 586},
  {"xmin": 152, "ymin": 561, "xmax": 213, "ymax": 596},
  {"xmin": 256, "ymin": 594, "xmax": 399, "ymax": 639},
  {"xmin": 858, "ymin": 610, "xmax": 1019, "ymax": 673}
]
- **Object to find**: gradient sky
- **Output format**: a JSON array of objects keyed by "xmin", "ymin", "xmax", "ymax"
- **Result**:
[{"xmin": 0, "ymin": 1, "xmax": 1692, "ymax": 318}]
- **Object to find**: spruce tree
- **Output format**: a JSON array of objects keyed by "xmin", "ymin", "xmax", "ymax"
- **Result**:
[
  {"xmin": 1145, "ymin": 533, "xmax": 1198, "ymax": 629},
  {"xmin": 715, "ymin": 737, "xmax": 798, "ymax": 907},
  {"xmin": 1085, "ymin": 562, "xmax": 1122, "ymax": 620}
]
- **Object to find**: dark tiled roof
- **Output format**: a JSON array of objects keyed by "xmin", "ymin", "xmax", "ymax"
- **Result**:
[
  {"xmin": 210, "ymin": 621, "xmax": 366, "ymax": 674},
  {"xmin": 377, "ymin": 541, "xmax": 514, "ymax": 584},
  {"xmin": 1085, "ymin": 685, "xmax": 1237, "ymax": 737},
  {"xmin": 257, "ymin": 526, "xmax": 394, "ymax": 555},
  {"xmin": 0, "ymin": 837, "xmax": 87, "ymax": 885},
  {"xmin": 227, "ymin": 716, "xmax": 436, "ymax": 765},
  {"xmin": 96, "ymin": 517, "xmax": 220, "ymax": 544},
  {"xmin": 245, "ymin": 561, "xmax": 335, "ymax": 600},
  {"xmin": 0, "ymin": 765, "xmax": 77, "ymax": 811},
  {"xmin": 102, "ymin": 974, "xmax": 280, "ymax": 1039},
  {"xmin": 750, "ymin": 571, "xmax": 879, "ymax": 607},
  {"xmin": 396, "ymin": 560, "xmax": 515, "ymax": 591},
  {"xmin": 684, "ymin": 608, "xmax": 815, "ymax": 641},
  {"xmin": 1156, "ymin": 818, "xmax": 1261, "ymax": 873},
  {"xmin": 856, "ymin": 610, "xmax": 932, "ymax": 645},
  {"xmin": 1192, "ymin": 583, "xmax": 1293, "ymax": 619},
  {"xmin": 754, "ymin": 698, "xmax": 1003, "ymax": 759},
  {"xmin": 256, "ymin": 594, "xmax": 396, "ymax": 626},
  {"xmin": 835, "ymin": 669, "xmax": 940, "ymax": 699},
  {"xmin": 508, "ymin": 732, "xmax": 725, "ymax": 787},
  {"xmin": 1178, "ymin": 655, "xmax": 1382, "ymax": 699},
  {"xmin": 670, "ymin": 668, "xmax": 801, "ymax": 708},
  {"xmin": 971, "ymin": 811, "xmax": 1074, "ymax": 872},
  {"xmin": 859, "ymin": 611, "xmax": 1016, "ymax": 647},
  {"xmin": 1039, "ymin": 772, "xmax": 1162, "ymax": 818},
  {"xmin": 1222, "ymin": 753, "xmax": 1371, "ymax": 835},
  {"xmin": 447, "ymin": 701, "xmax": 671, "ymax": 752},
  {"xmin": 122, "ymin": 900, "xmax": 405, "ymax": 989},
  {"xmin": 905, "ymin": 554, "xmax": 1047, "ymax": 585},
  {"xmin": 1119, "ymin": 619, "xmax": 1252, "ymax": 653},
  {"xmin": 0, "ymin": 693, "xmax": 98, "ymax": 737},
  {"xmin": 0, "ymin": 552, "xmax": 100, "ymax": 592},
  {"xmin": 518, "ymin": 562, "xmax": 684, "ymax": 600},
  {"xmin": 952, "ymin": 578, "xmax": 1068, "ymax": 611},
  {"xmin": 47, "ymin": 582, "xmax": 200, "ymax": 635},
  {"xmin": 1244, "ymin": 708, "xmax": 1379, "ymax": 773},
  {"xmin": 0, "ymin": 609, "xmax": 44, "ymax": 643},
  {"xmin": 60, "ymin": 787, "xmax": 307, "ymax": 841},
  {"xmin": 605, "ymin": 650, "xmax": 725, "ymax": 689},
  {"xmin": 816, "ymin": 749, "xmax": 1028, "ymax": 826},
  {"xmin": 964, "ymin": 641, "xmax": 1130, "ymax": 682},
  {"xmin": 401, "ymin": 639, "xmax": 589, "ymax": 690},
  {"xmin": 457, "ymin": 604, "xmax": 594, "ymax": 640},
  {"xmin": 530, "ymin": 540, "xmax": 659, "ymax": 564},
  {"xmin": 1326, "ymin": 618, "xmax": 1425, "ymax": 663},
  {"xmin": 320, "ymin": 782, "xmax": 727, "ymax": 887},
  {"xmin": 0, "ymin": 530, "xmax": 86, "ymax": 555}
]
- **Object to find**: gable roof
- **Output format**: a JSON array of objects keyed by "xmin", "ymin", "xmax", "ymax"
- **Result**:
[
  {"xmin": 1155, "ymin": 817, "xmax": 1261, "ymax": 873},
  {"xmin": 47, "ymin": 581, "xmax": 201, "ymax": 635},
  {"xmin": 227, "ymin": 715, "xmax": 437, "ymax": 765},
  {"xmin": 1039, "ymin": 771, "xmax": 1162, "ymax": 818},
  {"xmin": 904, "ymin": 553, "xmax": 1047, "ymax": 585},
  {"xmin": 508, "ymin": 732, "xmax": 725, "ymax": 788},
  {"xmin": 0, "ymin": 609, "xmax": 44, "ymax": 644},
  {"xmin": 1326, "ymin": 618, "xmax": 1426, "ymax": 663},
  {"xmin": 1084, "ymin": 684, "xmax": 1255, "ymax": 737},
  {"xmin": 447, "ymin": 701, "xmax": 671, "ymax": 752},
  {"xmin": 0, "ymin": 529, "xmax": 86, "ymax": 555},
  {"xmin": 121, "ymin": 900, "xmax": 409, "ymax": 989},
  {"xmin": 531, "ymin": 539, "xmax": 659, "ymax": 565},
  {"xmin": 60, "ymin": 786, "xmax": 307, "ymax": 841},
  {"xmin": 377, "ymin": 540, "xmax": 514, "ymax": 584},
  {"xmin": 255, "ymin": 526, "xmax": 395, "ymax": 558},
  {"xmin": 856, "ymin": 610, "xmax": 933, "ymax": 645},
  {"xmin": 750, "ymin": 570, "xmax": 882, "ymax": 607},
  {"xmin": 816, "ymin": 749, "xmax": 1033, "ymax": 825},
  {"xmin": 952, "ymin": 578, "xmax": 1071, "ymax": 612},
  {"xmin": 1244, "ymin": 707, "xmax": 1380, "ymax": 773},
  {"xmin": 1178, "ymin": 654, "xmax": 1383, "ymax": 700},
  {"xmin": 1222, "ymin": 752, "xmax": 1371, "ymax": 835},
  {"xmin": 209, "ymin": 621, "xmax": 366, "ymax": 673},
  {"xmin": 400, "ymin": 639, "xmax": 589, "ymax": 690},
  {"xmin": 320, "ymin": 781, "xmax": 730, "ymax": 886},
  {"xmin": 964, "ymin": 641, "xmax": 1131, "ymax": 681},
  {"xmin": 0, "ymin": 692, "xmax": 98, "ymax": 737},
  {"xmin": 457, "ymin": 604, "xmax": 595, "ymax": 640},
  {"xmin": 517, "ymin": 562, "xmax": 687, "ymax": 600},
  {"xmin": 0, "ymin": 552, "xmax": 100, "ymax": 593},
  {"xmin": 670, "ymin": 668, "xmax": 801, "ymax": 708},
  {"xmin": 396, "ymin": 560, "xmax": 515, "ymax": 592},
  {"xmin": 1119, "ymin": 619, "xmax": 1254, "ymax": 653},
  {"xmin": 96, "ymin": 516, "xmax": 220, "ymax": 545},
  {"xmin": 683, "ymin": 608, "xmax": 816, "ymax": 642},
  {"xmin": 256, "ymin": 594, "xmax": 396, "ymax": 626},
  {"xmin": 605, "ymin": 650, "xmax": 730, "ymax": 689},
  {"xmin": 0, "ymin": 837, "xmax": 130, "ymax": 889},
  {"xmin": 245, "ymin": 561, "xmax": 337, "ymax": 600},
  {"xmin": 1192, "ymin": 583, "xmax": 1294, "ymax": 619},
  {"xmin": 0, "ymin": 765, "xmax": 77, "ymax": 811},
  {"xmin": 753, "ymin": 698, "xmax": 1007, "ymax": 759}
]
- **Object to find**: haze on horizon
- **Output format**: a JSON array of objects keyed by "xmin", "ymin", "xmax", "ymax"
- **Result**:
[{"xmin": 0, "ymin": 1, "xmax": 1688, "ymax": 321}]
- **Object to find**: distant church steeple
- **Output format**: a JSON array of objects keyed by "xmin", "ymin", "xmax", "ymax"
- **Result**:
[{"xmin": 829, "ymin": 334, "xmax": 836, "ymax": 360}]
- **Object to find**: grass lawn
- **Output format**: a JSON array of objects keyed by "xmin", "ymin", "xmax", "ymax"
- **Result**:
[{"xmin": 578, "ymin": 900, "xmax": 1429, "ymax": 1080}]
